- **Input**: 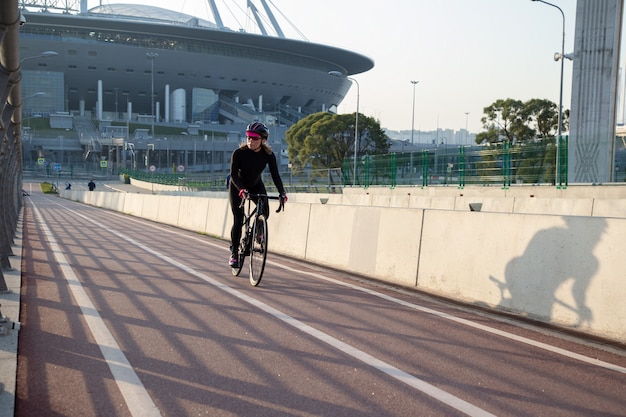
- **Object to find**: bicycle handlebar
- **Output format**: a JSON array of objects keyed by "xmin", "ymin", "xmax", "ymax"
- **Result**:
[{"xmin": 239, "ymin": 192, "xmax": 285, "ymax": 212}]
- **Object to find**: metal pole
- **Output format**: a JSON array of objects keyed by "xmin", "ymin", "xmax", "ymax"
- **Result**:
[
  {"xmin": 532, "ymin": 0, "xmax": 565, "ymax": 185},
  {"xmin": 351, "ymin": 77, "xmax": 359, "ymax": 186},
  {"xmin": 328, "ymin": 71, "xmax": 360, "ymax": 186},
  {"xmin": 410, "ymin": 81, "xmax": 418, "ymax": 179},
  {"xmin": 146, "ymin": 52, "xmax": 158, "ymax": 139},
  {"xmin": 465, "ymin": 112, "xmax": 469, "ymax": 145},
  {"xmin": 411, "ymin": 81, "xmax": 418, "ymax": 146}
]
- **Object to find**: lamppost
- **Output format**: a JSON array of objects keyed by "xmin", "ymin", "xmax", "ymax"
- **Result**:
[
  {"xmin": 410, "ymin": 81, "xmax": 418, "ymax": 146},
  {"xmin": 531, "ymin": 0, "xmax": 569, "ymax": 185},
  {"xmin": 146, "ymin": 52, "xmax": 159, "ymax": 139},
  {"xmin": 20, "ymin": 51, "xmax": 58, "ymax": 116},
  {"xmin": 22, "ymin": 92, "xmax": 47, "ymax": 166},
  {"xmin": 328, "ymin": 71, "xmax": 360, "ymax": 186},
  {"xmin": 20, "ymin": 50, "xmax": 58, "ymax": 64},
  {"xmin": 409, "ymin": 81, "xmax": 419, "ymax": 179},
  {"xmin": 465, "ymin": 112, "xmax": 470, "ymax": 145}
]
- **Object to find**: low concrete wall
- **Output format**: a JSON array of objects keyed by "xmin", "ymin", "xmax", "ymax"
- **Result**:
[{"xmin": 61, "ymin": 188, "xmax": 626, "ymax": 343}]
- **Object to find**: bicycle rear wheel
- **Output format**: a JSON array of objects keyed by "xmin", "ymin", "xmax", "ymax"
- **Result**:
[{"xmin": 249, "ymin": 215, "xmax": 268, "ymax": 286}]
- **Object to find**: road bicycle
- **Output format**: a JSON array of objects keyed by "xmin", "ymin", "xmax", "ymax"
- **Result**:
[{"xmin": 231, "ymin": 193, "xmax": 284, "ymax": 286}]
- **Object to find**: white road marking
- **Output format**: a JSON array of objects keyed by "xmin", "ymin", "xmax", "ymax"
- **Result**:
[
  {"xmin": 53, "ymin": 202, "xmax": 495, "ymax": 417},
  {"xmin": 114, "ymin": 212, "xmax": 626, "ymax": 375},
  {"xmin": 44, "ymin": 198, "xmax": 626, "ymax": 417},
  {"xmin": 32, "ymin": 203, "xmax": 162, "ymax": 417}
]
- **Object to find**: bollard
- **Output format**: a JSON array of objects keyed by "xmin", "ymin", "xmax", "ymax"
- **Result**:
[
  {"xmin": 0, "ymin": 268, "xmax": 8, "ymax": 293},
  {"xmin": 0, "ymin": 304, "xmax": 15, "ymax": 336},
  {"xmin": 0, "ymin": 254, "xmax": 11, "ymax": 271}
]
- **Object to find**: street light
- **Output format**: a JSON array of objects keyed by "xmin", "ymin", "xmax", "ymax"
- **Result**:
[
  {"xmin": 328, "ymin": 70, "xmax": 359, "ymax": 186},
  {"xmin": 24, "ymin": 92, "xmax": 46, "ymax": 99},
  {"xmin": 146, "ymin": 52, "xmax": 159, "ymax": 139},
  {"xmin": 465, "ymin": 112, "xmax": 470, "ymax": 145},
  {"xmin": 531, "ymin": 0, "xmax": 568, "ymax": 185},
  {"xmin": 22, "ymin": 92, "xmax": 47, "ymax": 141},
  {"xmin": 20, "ymin": 50, "xmax": 58, "ymax": 64},
  {"xmin": 410, "ymin": 81, "xmax": 419, "ymax": 146}
]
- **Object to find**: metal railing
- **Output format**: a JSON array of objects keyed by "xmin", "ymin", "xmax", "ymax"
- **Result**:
[
  {"xmin": 343, "ymin": 137, "xmax": 573, "ymax": 189},
  {"xmin": 119, "ymin": 139, "xmax": 578, "ymax": 193},
  {"xmin": 0, "ymin": 0, "xmax": 24, "ymax": 288}
]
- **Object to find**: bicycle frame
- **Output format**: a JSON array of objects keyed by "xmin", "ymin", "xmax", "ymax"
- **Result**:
[{"xmin": 231, "ymin": 193, "xmax": 283, "ymax": 285}]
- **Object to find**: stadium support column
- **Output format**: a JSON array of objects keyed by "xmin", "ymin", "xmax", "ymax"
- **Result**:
[
  {"xmin": 165, "ymin": 84, "xmax": 170, "ymax": 123},
  {"xmin": 97, "ymin": 80, "xmax": 103, "ymax": 121}
]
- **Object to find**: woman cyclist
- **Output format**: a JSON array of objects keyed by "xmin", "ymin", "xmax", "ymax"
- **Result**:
[{"xmin": 228, "ymin": 122, "xmax": 287, "ymax": 267}]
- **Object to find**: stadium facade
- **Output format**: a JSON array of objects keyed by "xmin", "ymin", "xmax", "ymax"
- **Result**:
[{"xmin": 18, "ymin": 0, "xmax": 373, "ymax": 174}]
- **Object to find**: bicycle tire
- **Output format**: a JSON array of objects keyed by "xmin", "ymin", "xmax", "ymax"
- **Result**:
[{"xmin": 249, "ymin": 214, "xmax": 268, "ymax": 286}]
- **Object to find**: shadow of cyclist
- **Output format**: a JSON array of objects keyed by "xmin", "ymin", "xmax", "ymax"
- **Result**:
[{"xmin": 490, "ymin": 216, "xmax": 607, "ymax": 327}]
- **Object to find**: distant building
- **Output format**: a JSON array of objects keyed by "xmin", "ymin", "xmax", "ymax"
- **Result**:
[{"xmin": 19, "ymin": 1, "xmax": 374, "ymax": 127}]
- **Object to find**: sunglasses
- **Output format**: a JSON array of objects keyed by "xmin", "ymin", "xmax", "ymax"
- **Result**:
[{"xmin": 246, "ymin": 136, "xmax": 262, "ymax": 141}]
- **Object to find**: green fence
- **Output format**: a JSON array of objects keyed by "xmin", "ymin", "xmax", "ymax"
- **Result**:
[
  {"xmin": 343, "ymin": 137, "xmax": 570, "ymax": 189},
  {"xmin": 121, "ymin": 135, "xmax": 626, "ymax": 191}
]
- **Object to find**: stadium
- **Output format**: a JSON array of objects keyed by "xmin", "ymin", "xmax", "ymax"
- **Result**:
[{"xmin": 18, "ymin": 0, "xmax": 374, "ymax": 176}]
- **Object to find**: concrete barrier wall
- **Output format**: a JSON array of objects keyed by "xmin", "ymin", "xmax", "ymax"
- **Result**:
[
  {"xmin": 416, "ymin": 211, "xmax": 626, "ymax": 341},
  {"xmin": 61, "ymin": 188, "xmax": 626, "ymax": 343},
  {"xmin": 205, "ymin": 198, "xmax": 232, "ymax": 239},
  {"xmin": 591, "ymin": 198, "xmax": 626, "ymax": 217},
  {"xmin": 268, "ymin": 202, "xmax": 311, "ymax": 259},
  {"xmin": 177, "ymin": 196, "xmax": 209, "ymax": 233}
]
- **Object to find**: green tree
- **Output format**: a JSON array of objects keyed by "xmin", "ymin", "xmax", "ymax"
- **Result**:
[
  {"xmin": 476, "ymin": 98, "xmax": 532, "ymax": 144},
  {"xmin": 475, "ymin": 97, "xmax": 568, "ymax": 184},
  {"xmin": 524, "ymin": 98, "xmax": 558, "ymax": 138},
  {"xmin": 285, "ymin": 111, "xmax": 390, "ymax": 172}
]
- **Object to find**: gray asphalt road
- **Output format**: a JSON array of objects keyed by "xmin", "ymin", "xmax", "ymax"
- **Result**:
[{"xmin": 15, "ymin": 190, "xmax": 626, "ymax": 417}]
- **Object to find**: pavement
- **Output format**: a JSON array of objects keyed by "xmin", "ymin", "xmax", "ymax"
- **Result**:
[
  {"xmin": 0, "ymin": 208, "xmax": 23, "ymax": 417},
  {"xmin": 0, "ymin": 180, "xmax": 134, "ymax": 417}
]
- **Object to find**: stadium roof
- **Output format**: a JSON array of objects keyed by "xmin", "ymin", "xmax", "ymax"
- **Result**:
[{"xmin": 86, "ymin": 4, "xmax": 218, "ymax": 29}]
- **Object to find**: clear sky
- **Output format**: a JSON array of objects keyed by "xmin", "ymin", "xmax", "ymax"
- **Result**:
[{"xmin": 94, "ymin": 0, "xmax": 611, "ymax": 134}]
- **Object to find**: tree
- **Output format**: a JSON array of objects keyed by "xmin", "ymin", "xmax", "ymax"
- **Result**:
[
  {"xmin": 524, "ymin": 98, "xmax": 558, "ymax": 139},
  {"xmin": 476, "ymin": 97, "xmax": 569, "ymax": 145},
  {"xmin": 475, "ymin": 97, "xmax": 568, "ymax": 184},
  {"xmin": 285, "ymin": 111, "xmax": 390, "ymax": 172},
  {"xmin": 476, "ymin": 98, "xmax": 532, "ymax": 145}
]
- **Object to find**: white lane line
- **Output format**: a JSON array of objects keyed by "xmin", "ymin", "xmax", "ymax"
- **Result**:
[
  {"xmin": 267, "ymin": 261, "xmax": 626, "ymax": 375},
  {"xmin": 75, "ymin": 204, "xmax": 626, "ymax": 375},
  {"xmin": 32, "ymin": 203, "xmax": 162, "ymax": 417},
  {"xmin": 54, "ymin": 203, "xmax": 496, "ymax": 417}
]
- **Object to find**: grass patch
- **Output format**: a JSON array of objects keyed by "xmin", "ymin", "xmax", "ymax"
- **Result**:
[{"xmin": 40, "ymin": 182, "xmax": 58, "ymax": 194}]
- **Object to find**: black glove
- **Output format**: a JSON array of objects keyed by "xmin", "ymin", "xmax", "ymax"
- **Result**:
[{"xmin": 277, "ymin": 193, "xmax": 287, "ymax": 212}]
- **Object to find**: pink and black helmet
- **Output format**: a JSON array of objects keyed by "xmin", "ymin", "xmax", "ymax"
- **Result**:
[{"xmin": 246, "ymin": 121, "xmax": 269, "ymax": 139}]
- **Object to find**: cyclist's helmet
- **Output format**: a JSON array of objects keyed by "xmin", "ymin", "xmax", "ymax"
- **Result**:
[{"xmin": 246, "ymin": 121, "xmax": 269, "ymax": 139}]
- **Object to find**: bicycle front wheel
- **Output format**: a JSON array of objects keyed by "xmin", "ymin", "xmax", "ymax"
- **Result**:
[{"xmin": 249, "ymin": 215, "xmax": 268, "ymax": 286}]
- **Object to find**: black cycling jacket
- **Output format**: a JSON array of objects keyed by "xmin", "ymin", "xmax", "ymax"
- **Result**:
[{"xmin": 229, "ymin": 145, "xmax": 285, "ymax": 195}]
